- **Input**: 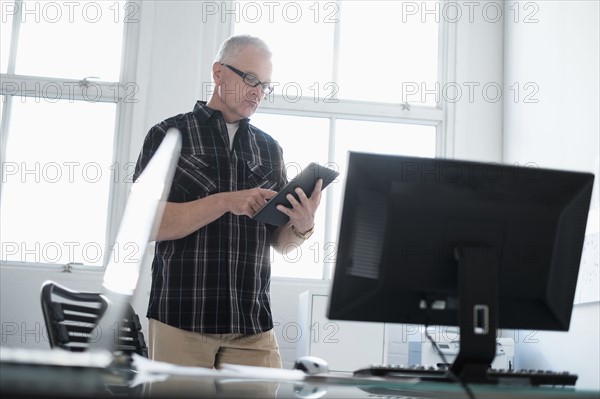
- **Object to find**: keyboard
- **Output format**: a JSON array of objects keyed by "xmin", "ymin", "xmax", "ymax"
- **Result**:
[{"xmin": 353, "ymin": 364, "xmax": 578, "ymax": 387}]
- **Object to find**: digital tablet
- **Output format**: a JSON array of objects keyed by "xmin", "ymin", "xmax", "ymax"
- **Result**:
[{"xmin": 252, "ymin": 162, "xmax": 340, "ymax": 226}]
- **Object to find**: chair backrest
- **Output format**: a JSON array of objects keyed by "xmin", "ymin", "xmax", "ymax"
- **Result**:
[{"xmin": 40, "ymin": 280, "xmax": 148, "ymax": 358}]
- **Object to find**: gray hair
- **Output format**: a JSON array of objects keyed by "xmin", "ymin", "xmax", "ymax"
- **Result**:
[{"xmin": 214, "ymin": 34, "xmax": 272, "ymax": 64}]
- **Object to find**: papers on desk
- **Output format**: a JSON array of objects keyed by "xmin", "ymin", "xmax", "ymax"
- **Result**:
[
  {"xmin": 130, "ymin": 354, "xmax": 421, "ymax": 389},
  {"xmin": 218, "ymin": 363, "xmax": 307, "ymax": 381},
  {"xmin": 132, "ymin": 354, "xmax": 220, "ymax": 377},
  {"xmin": 130, "ymin": 354, "xmax": 306, "ymax": 387},
  {"xmin": 1, "ymin": 348, "xmax": 419, "ymax": 389},
  {"xmin": 0, "ymin": 346, "xmax": 113, "ymax": 369}
]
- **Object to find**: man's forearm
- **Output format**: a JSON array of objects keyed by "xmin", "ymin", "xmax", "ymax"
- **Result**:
[{"xmin": 156, "ymin": 194, "xmax": 228, "ymax": 241}]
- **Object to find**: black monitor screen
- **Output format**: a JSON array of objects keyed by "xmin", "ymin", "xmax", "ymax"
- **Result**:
[{"xmin": 327, "ymin": 152, "xmax": 594, "ymax": 381}]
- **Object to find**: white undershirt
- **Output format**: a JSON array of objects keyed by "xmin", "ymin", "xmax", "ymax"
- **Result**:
[{"xmin": 225, "ymin": 122, "xmax": 240, "ymax": 150}]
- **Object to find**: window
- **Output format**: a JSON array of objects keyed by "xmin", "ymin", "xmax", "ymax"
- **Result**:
[
  {"xmin": 248, "ymin": 113, "xmax": 331, "ymax": 279},
  {"xmin": 1, "ymin": 0, "xmax": 138, "ymax": 267},
  {"xmin": 231, "ymin": 1, "xmax": 445, "ymax": 279}
]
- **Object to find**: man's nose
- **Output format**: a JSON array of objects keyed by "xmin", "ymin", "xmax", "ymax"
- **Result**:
[{"xmin": 247, "ymin": 84, "xmax": 262, "ymax": 99}]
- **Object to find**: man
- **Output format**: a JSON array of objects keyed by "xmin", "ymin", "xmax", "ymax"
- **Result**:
[{"xmin": 132, "ymin": 35, "xmax": 322, "ymax": 369}]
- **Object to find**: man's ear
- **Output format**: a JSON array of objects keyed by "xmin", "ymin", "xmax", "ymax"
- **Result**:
[{"xmin": 212, "ymin": 62, "xmax": 223, "ymax": 84}]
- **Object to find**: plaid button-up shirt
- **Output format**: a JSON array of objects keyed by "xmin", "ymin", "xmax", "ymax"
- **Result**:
[{"xmin": 133, "ymin": 101, "xmax": 287, "ymax": 334}]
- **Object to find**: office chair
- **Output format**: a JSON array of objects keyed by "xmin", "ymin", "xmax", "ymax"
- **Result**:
[{"xmin": 40, "ymin": 280, "xmax": 148, "ymax": 358}]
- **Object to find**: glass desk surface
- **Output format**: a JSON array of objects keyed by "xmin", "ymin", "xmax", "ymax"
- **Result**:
[{"xmin": 1, "ymin": 348, "xmax": 598, "ymax": 399}]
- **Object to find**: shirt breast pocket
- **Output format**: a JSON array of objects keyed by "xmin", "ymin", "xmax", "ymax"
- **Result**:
[
  {"xmin": 246, "ymin": 161, "xmax": 279, "ymax": 191},
  {"xmin": 175, "ymin": 153, "xmax": 218, "ymax": 196}
]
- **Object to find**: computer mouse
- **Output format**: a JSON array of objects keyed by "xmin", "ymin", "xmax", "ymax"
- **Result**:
[{"xmin": 293, "ymin": 356, "xmax": 329, "ymax": 375}]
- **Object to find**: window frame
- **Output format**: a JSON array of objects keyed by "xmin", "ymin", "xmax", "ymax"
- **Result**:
[{"xmin": 0, "ymin": 0, "xmax": 142, "ymax": 272}]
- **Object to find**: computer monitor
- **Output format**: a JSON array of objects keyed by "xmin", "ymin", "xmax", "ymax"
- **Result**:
[{"xmin": 327, "ymin": 152, "xmax": 594, "ymax": 383}]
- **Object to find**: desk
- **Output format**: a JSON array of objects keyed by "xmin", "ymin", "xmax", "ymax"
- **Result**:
[
  {"xmin": 2, "ymin": 362, "xmax": 599, "ymax": 399},
  {"xmin": 1, "ymin": 352, "xmax": 599, "ymax": 399}
]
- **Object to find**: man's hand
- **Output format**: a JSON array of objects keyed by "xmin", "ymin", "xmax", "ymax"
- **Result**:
[
  {"xmin": 225, "ymin": 187, "xmax": 277, "ymax": 217},
  {"xmin": 275, "ymin": 179, "xmax": 323, "ymax": 234}
]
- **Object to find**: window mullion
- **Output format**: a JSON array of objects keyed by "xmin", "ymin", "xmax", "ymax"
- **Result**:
[
  {"xmin": 105, "ymin": 0, "xmax": 143, "ymax": 270},
  {"xmin": 260, "ymin": 96, "xmax": 443, "ymax": 125},
  {"xmin": 0, "ymin": 94, "xmax": 12, "ymax": 176},
  {"xmin": 0, "ymin": 74, "xmax": 125, "ymax": 103},
  {"xmin": 331, "ymin": 0, "xmax": 342, "ymax": 100},
  {"xmin": 1, "ymin": 0, "xmax": 22, "ymax": 164},
  {"xmin": 322, "ymin": 116, "xmax": 337, "ymax": 280},
  {"xmin": 6, "ymin": 0, "xmax": 23, "ymax": 75},
  {"xmin": 439, "ymin": 12, "xmax": 457, "ymax": 159}
]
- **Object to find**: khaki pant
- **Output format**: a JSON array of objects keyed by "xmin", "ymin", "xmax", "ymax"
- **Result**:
[{"xmin": 147, "ymin": 318, "xmax": 282, "ymax": 369}]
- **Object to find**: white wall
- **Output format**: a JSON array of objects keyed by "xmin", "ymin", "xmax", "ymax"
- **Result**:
[
  {"xmin": 1, "ymin": 0, "xmax": 598, "ymax": 391},
  {"xmin": 127, "ymin": 1, "xmax": 219, "ymax": 162},
  {"xmin": 448, "ymin": 0, "xmax": 504, "ymax": 162},
  {"xmin": 503, "ymin": 0, "xmax": 600, "ymax": 391}
]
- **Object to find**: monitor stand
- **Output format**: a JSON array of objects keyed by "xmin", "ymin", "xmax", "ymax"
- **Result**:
[
  {"xmin": 450, "ymin": 244, "xmax": 499, "ymax": 384},
  {"xmin": 353, "ymin": 243, "xmax": 578, "ymax": 387}
]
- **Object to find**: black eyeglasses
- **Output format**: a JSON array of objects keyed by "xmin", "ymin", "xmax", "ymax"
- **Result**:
[{"xmin": 221, "ymin": 63, "xmax": 274, "ymax": 96}]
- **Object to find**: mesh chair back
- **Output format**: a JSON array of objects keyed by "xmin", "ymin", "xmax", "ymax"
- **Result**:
[{"xmin": 40, "ymin": 280, "xmax": 148, "ymax": 358}]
